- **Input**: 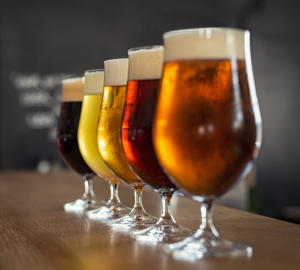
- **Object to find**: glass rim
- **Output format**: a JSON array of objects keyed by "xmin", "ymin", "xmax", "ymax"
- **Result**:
[
  {"xmin": 61, "ymin": 77, "xmax": 83, "ymax": 83},
  {"xmin": 164, "ymin": 27, "xmax": 248, "ymax": 38},
  {"xmin": 104, "ymin": 58, "xmax": 128, "ymax": 64},
  {"xmin": 84, "ymin": 69, "xmax": 104, "ymax": 75},
  {"xmin": 128, "ymin": 45, "xmax": 163, "ymax": 53}
]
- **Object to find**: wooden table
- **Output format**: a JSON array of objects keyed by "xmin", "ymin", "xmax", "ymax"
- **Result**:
[{"xmin": 0, "ymin": 170, "xmax": 299, "ymax": 270}]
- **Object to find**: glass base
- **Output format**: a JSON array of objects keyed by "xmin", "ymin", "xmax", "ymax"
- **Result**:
[
  {"xmin": 87, "ymin": 204, "xmax": 131, "ymax": 219},
  {"xmin": 64, "ymin": 198, "xmax": 106, "ymax": 212},
  {"xmin": 107, "ymin": 210, "xmax": 158, "ymax": 229},
  {"xmin": 164, "ymin": 232, "xmax": 252, "ymax": 260},
  {"xmin": 131, "ymin": 223, "xmax": 194, "ymax": 243}
]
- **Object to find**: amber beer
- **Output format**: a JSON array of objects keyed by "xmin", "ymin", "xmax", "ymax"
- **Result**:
[
  {"xmin": 154, "ymin": 30, "xmax": 261, "ymax": 199},
  {"xmin": 122, "ymin": 47, "xmax": 177, "ymax": 192},
  {"xmin": 57, "ymin": 78, "xmax": 94, "ymax": 176},
  {"xmin": 98, "ymin": 59, "xmax": 143, "ymax": 188}
]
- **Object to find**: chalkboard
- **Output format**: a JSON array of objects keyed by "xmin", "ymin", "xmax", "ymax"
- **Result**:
[
  {"xmin": 1, "ymin": 0, "xmax": 300, "ymax": 217},
  {"xmin": 0, "ymin": 0, "xmax": 218, "ymax": 169}
]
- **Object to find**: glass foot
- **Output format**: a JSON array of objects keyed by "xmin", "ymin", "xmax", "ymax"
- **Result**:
[
  {"xmin": 64, "ymin": 198, "xmax": 106, "ymax": 212},
  {"xmin": 164, "ymin": 232, "xmax": 252, "ymax": 260},
  {"xmin": 131, "ymin": 223, "xmax": 194, "ymax": 243},
  {"xmin": 87, "ymin": 204, "xmax": 131, "ymax": 219},
  {"xmin": 107, "ymin": 210, "xmax": 158, "ymax": 229}
]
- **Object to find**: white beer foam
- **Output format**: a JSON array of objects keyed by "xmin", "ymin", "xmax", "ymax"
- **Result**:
[
  {"xmin": 128, "ymin": 47, "xmax": 164, "ymax": 81},
  {"xmin": 84, "ymin": 70, "xmax": 104, "ymax": 95},
  {"xmin": 104, "ymin": 59, "xmax": 129, "ymax": 87},
  {"xmin": 164, "ymin": 28, "xmax": 247, "ymax": 62},
  {"xmin": 61, "ymin": 77, "xmax": 84, "ymax": 102}
]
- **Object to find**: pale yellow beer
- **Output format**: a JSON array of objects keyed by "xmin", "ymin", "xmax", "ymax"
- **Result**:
[
  {"xmin": 98, "ymin": 59, "xmax": 144, "ymax": 188},
  {"xmin": 78, "ymin": 70, "xmax": 119, "ymax": 184}
]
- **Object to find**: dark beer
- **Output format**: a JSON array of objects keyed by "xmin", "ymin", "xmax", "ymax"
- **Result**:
[
  {"xmin": 122, "ymin": 79, "xmax": 177, "ymax": 192},
  {"xmin": 57, "ymin": 101, "xmax": 94, "ymax": 176},
  {"xmin": 57, "ymin": 78, "xmax": 94, "ymax": 177}
]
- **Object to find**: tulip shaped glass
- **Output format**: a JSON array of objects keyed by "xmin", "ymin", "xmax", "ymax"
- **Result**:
[
  {"xmin": 98, "ymin": 59, "xmax": 158, "ymax": 228},
  {"xmin": 57, "ymin": 78, "xmax": 104, "ymax": 211},
  {"xmin": 122, "ymin": 46, "xmax": 194, "ymax": 242},
  {"xmin": 78, "ymin": 69, "xmax": 131, "ymax": 219},
  {"xmin": 153, "ymin": 28, "xmax": 262, "ymax": 259}
]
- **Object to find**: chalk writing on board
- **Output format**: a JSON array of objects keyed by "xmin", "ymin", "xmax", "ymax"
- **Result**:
[{"xmin": 10, "ymin": 72, "xmax": 75, "ymax": 141}]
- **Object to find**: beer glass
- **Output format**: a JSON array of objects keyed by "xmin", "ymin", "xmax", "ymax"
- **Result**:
[
  {"xmin": 154, "ymin": 28, "xmax": 262, "ymax": 259},
  {"xmin": 57, "ymin": 78, "xmax": 103, "ymax": 211},
  {"xmin": 78, "ymin": 69, "xmax": 130, "ymax": 218},
  {"xmin": 122, "ymin": 46, "xmax": 194, "ymax": 242},
  {"xmin": 98, "ymin": 59, "xmax": 158, "ymax": 228}
]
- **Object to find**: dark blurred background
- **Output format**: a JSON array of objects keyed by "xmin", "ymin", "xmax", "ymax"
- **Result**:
[{"xmin": 1, "ymin": 0, "xmax": 300, "ymax": 220}]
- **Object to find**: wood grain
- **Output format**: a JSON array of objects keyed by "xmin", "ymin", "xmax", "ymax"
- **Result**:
[{"xmin": 0, "ymin": 170, "xmax": 299, "ymax": 270}]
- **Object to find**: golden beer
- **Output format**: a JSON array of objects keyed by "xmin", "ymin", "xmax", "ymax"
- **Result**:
[
  {"xmin": 98, "ymin": 85, "xmax": 143, "ymax": 187},
  {"xmin": 99, "ymin": 58, "xmax": 158, "ymax": 227}
]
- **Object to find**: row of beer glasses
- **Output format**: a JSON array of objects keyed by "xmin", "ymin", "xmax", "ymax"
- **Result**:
[{"xmin": 57, "ymin": 27, "xmax": 262, "ymax": 259}]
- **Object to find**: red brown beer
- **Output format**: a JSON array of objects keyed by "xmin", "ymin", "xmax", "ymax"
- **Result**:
[
  {"xmin": 122, "ymin": 79, "xmax": 177, "ymax": 192},
  {"xmin": 124, "ymin": 46, "xmax": 194, "ymax": 242},
  {"xmin": 122, "ymin": 47, "xmax": 177, "ymax": 192}
]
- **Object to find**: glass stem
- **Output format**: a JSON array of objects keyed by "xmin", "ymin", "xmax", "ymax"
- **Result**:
[
  {"xmin": 82, "ymin": 174, "xmax": 96, "ymax": 200},
  {"xmin": 131, "ymin": 187, "xmax": 146, "ymax": 214},
  {"xmin": 195, "ymin": 201, "xmax": 219, "ymax": 237},
  {"xmin": 158, "ymin": 192, "xmax": 176, "ymax": 225},
  {"xmin": 107, "ymin": 182, "xmax": 122, "ymax": 206}
]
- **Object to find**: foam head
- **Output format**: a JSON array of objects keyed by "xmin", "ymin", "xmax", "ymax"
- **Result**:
[
  {"xmin": 84, "ymin": 69, "xmax": 104, "ymax": 95},
  {"xmin": 104, "ymin": 59, "xmax": 129, "ymax": 87},
  {"xmin": 164, "ymin": 28, "xmax": 248, "ymax": 62},
  {"xmin": 61, "ymin": 77, "xmax": 84, "ymax": 102},
  {"xmin": 128, "ymin": 46, "xmax": 164, "ymax": 81}
]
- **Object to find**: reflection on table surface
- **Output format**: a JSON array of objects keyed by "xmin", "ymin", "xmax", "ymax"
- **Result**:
[{"xmin": 0, "ymin": 170, "xmax": 300, "ymax": 270}]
